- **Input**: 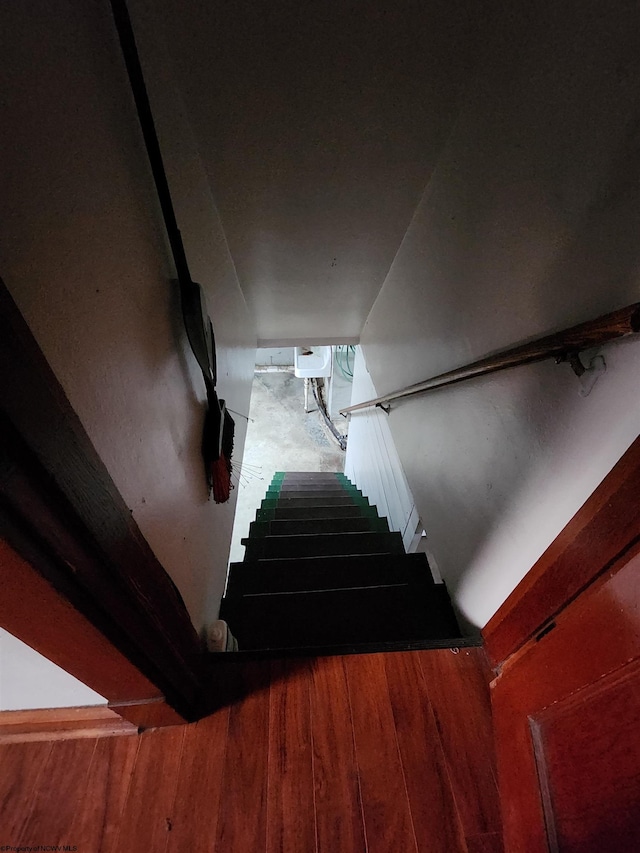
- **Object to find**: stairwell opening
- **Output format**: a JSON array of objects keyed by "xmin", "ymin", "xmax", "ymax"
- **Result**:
[
  {"xmin": 220, "ymin": 346, "xmax": 469, "ymax": 655},
  {"xmin": 229, "ymin": 346, "xmax": 351, "ymax": 566}
]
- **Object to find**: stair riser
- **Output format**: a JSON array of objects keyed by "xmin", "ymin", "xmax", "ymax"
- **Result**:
[
  {"xmin": 269, "ymin": 480, "xmax": 355, "ymax": 492},
  {"xmin": 261, "ymin": 496, "xmax": 368, "ymax": 508},
  {"xmin": 248, "ymin": 517, "xmax": 389, "ymax": 538},
  {"xmin": 266, "ymin": 490, "xmax": 362, "ymax": 500},
  {"xmin": 226, "ymin": 560, "xmax": 433, "ymax": 596},
  {"xmin": 256, "ymin": 505, "xmax": 375, "ymax": 521},
  {"xmin": 275, "ymin": 471, "xmax": 345, "ymax": 478},
  {"xmin": 274, "ymin": 476, "xmax": 347, "ymax": 483},
  {"xmin": 220, "ymin": 586, "xmax": 460, "ymax": 649},
  {"xmin": 243, "ymin": 532, "xmax": 405, "ymax": 560}
]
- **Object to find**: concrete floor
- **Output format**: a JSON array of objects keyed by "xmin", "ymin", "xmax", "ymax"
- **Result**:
[{"xmin": 228, "ymin": 368, "xmax": 350, "ymax": 565}]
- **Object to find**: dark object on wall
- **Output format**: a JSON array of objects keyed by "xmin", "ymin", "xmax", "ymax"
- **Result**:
[{"xmin": 203, "ymin": 399, "xmax": 235, "ymax": 503}]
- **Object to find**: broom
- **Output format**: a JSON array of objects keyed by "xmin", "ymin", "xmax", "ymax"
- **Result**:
[{"xmin": 202, "ymin": 393, "xmax": 235, "ymax": 504}]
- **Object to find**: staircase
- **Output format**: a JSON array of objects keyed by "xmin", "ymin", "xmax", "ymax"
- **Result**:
[{"xmin": 221, "ymin": 472, "xmax": 462, "ymax": 651}]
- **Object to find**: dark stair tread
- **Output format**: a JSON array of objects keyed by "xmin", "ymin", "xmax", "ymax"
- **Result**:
[
  {"xmin": 277, "ymin": 480, "xmax": 351, "ymax": 490},
  {"xmin": 226, "ymin": 551, "xmax": 435, "ymax": 596},
  {"xmin": 273, "ymin": 482, "xmax": 350, "ymax": 492},
  {"xmin": 220, "ymin": 585, "xmax": 460, "ymax": 650},
  {"xmin": 267, "ymin": 489, "xmax": 362, "ymax": 500},
  {"xmin": 256, "ymin": 504, "xmax": 376, "ymax": 521},
  {"xmin": 270, "ymin": 516, "xmax": 386, "ymax": 534},
  {"xmin": 278, "ymin": 476, "xmax": 346, "ymax": 483},
  {"xmin": 261, "ymin": 496, "xmax": 366, "ymax": 508},
  {"xmin": 276, "ymin": 472, "xmax": 343, "ymax": 479},
  {"xmin": 242, "ymin": 530, "xmax": 405, "ymax": 560},
  {"xmin": 249, "ymin": 517, "xmax": 388, "ymax": 538}
]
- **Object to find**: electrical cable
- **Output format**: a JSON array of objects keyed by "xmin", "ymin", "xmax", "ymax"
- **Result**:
[{"xmin": 311, "ymin": 379, "xmax": 347, "ymax": 451}]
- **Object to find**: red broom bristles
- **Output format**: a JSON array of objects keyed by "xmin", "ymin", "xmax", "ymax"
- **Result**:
[{"xmin": 210, "ymin": 453, "xmax": 232, "ymax": 504}]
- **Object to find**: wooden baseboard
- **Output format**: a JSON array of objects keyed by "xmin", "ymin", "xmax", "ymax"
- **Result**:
[
  {"xmin": 108, "ymin": 697, "xmax": 187, "ymax": 729},
  {"xmin": 0, "ymin": 705, "xmax": 139, "ymax": 743}
]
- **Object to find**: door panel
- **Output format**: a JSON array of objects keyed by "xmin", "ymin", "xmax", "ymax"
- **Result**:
[{"xmin": 491, "ymin": 546, "xmax": 640, "ymax": 852}]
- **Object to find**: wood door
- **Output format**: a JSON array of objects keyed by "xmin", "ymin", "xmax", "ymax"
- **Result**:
[{"xmin": 491, "ymin": 545, "xmax": 640, "ymax": 852}]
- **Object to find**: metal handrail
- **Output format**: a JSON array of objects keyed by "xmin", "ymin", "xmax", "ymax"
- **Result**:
[{"xmin": 340, "ymin": 303, "xmax": 640, "ymax": 415}]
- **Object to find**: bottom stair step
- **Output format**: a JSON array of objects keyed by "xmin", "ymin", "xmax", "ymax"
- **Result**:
[{"xmin": 220, "ymin": 585, "xmax": 460, "ymax": 650}]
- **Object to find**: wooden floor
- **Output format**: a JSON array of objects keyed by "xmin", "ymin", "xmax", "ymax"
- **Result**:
[{"xmin": 1, "ymin": 649, "xmax": 502, "ymax": 853}]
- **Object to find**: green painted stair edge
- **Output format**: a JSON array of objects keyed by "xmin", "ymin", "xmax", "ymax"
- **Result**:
[
  {"xmin": 269, "ymin": 478, "xmax": 355, "ymax": 488},
  {"xmin": 255, "ymin": 504, "xmax": 379, "ymax": 522},
  {"xmin": 264, "ymin": 473, "xmax": 358, "ymax": 504},
  {"xmin": 265, "ymin": 486, "xmax": 362, "ymax": 498},
  {"xmin": 247, "ymin": 517, "xmax": 391, "ymax": 537},
  {"xmin": 272, "ymin": 473, "xmax": 342, "ymax": 482},
  {"xmin": 271, "ymin": 472, "xmax": 351, "ymax": 483},
  {"xmin": 260, "ymin": 494, "xmax": 372, "ymax": 510}
]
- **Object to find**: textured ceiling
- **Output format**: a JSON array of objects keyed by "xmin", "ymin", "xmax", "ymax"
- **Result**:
[{"xmin": 146, "ymin": 0, "xmax": 487, "ymax": 343}]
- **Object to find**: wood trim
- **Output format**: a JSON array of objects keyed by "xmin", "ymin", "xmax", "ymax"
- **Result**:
[
  {"xmin": 108, "ymin": 698, "xmax": 187, "ymax": 729},
  {"xmin": 0, "ymin": 536, "xmax": 160, "ymax": 702},
  {"xmin": 483, "ymin": 434, "xmax": 640, "ymax": 668},
  {"xmin": 0, "ymin": 705, "xmax": 138, "ymax": 744},
  {"xmin": 0, "ymin": 278, "xmax": 203, "ymax": 720},
  {"xmin": 341, "ymin": 302, "xmax": 640, "ymax": 414},
  {"xmin": 0, "ymin": 536, "xmax": 189, "ymax": 728}
]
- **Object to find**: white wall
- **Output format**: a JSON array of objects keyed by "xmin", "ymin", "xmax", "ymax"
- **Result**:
[
  {"xmin": 142, "ymin": 0, "xmax": 480, "ymax": 345},
  {"xmin": 0, "ymin": 629, "xmax": 105, "ymax": 711},
  {"xmin": 361, "ymin": 0, "xmax": 640, "ymax": 629},
  {"xmin": 345, "ymin": 348, "xmax": 419, "ymax": 552},
  {"xmin": 0, "ymin": 0, "xmax": 256, "ymax": 648}
]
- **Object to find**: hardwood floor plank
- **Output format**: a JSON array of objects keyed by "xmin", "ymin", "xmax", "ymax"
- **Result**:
[
  {"xmin": 0, "ymin": 740, "xmax": 53, "ymax": 838},
  {"xmin": 22, "ymin": 737, "xmax": 99, "ymax": 844},
  {"xmin": 67, "ymin": 734, "xmax": 139, "ymax": 852},
  {"xmin": 466, "ymin": 831, "xmax": 505, "ymax": 853},
  {"xmin": 216, "ymin": 661, "xmax": 270, "ymax": 853},
  {"xmin": 418, "ymin": 649, "xmax": 502, "ymax": 838},
  {"xmin": 166, "ymin": 708, "xmax": 230, "ymax": 853},
  {"xmin": 344, "ymin": 653, "xmax": 418, "ymax": 853},
  {"xmin": 309, "ymin": 656, "xmax": 367, "ymax": 853},
  {"xmin": 0, "ymin": 649, "xmax": 501, "ymax": 853},
  {"xmin": 384, "ymin": 652, "xmax": 467, "ymax": 853},
  {"xmin": 267, "ymin": 659, "xmax": 317, "ymax": 853},
  {"xmin": 115, "ymin": 726, "xmax": 185, "ymax": 853}
]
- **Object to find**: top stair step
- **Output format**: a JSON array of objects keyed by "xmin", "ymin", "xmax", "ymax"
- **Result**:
[
  {"xmin": 273, "ymin": 482, "xmax": 349, "ymax": 492},
  {"xmin": 276, "ymin": 472, "xmax": 344, "ymax": 481}
]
